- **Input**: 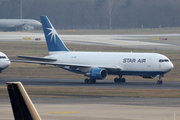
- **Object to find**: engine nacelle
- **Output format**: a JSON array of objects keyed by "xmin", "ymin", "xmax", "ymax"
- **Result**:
[
  {"xmin": 22, "ymin": 25, "xmax": 34, "ymax": 31},
  {"xmin": 85, "ymin": 68, "xmax": 108, "ymax": 80}
]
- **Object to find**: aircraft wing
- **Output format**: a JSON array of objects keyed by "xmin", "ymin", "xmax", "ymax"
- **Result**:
[{"xmin": 10, "ymin": 59, "xmax": 122, "ymax": 71}]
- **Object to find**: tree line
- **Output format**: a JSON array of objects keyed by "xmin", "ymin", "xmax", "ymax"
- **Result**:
[{"xmin": 0, "ymin": 0, "xmax": 180, "ymax": 29}]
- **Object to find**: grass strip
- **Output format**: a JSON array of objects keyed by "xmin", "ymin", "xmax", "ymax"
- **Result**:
[
  {"xmin": 0, "ymin": 41, "xmax": 180, "ymax": 81},
  {"xmin": 0, "ymin": 85, "xmax": 180, "ymax": 98}
]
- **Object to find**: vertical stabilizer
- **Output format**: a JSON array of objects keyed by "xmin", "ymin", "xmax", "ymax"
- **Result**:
[
  {"xmin": 40, "ymin": 15, "xmax": 69, "ymax": 54},
  {"xmin": 7, "ymin": 82, "xmax": 41, "ymax": 120}
]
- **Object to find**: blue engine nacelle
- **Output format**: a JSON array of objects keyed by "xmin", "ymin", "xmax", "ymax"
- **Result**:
[{"xmin": 86, "ymin": 68, "xmax": 108, "ymax": 80}]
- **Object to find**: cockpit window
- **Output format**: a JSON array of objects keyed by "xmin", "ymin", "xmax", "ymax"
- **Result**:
[
  {"xmin": 0, "ymin": 56, "xmax": 6, "ymax": 59},
  {"xmin": 159, "ymin": 59, "xmax": 169, "ymax": 62}
]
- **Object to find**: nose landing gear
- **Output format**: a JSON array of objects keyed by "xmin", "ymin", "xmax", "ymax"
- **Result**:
[{"xmin": 157, "ymin": 75, "xmax": 163, "ymax": 84}]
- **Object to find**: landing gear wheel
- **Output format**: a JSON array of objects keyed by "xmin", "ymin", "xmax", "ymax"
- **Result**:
[
  {"xmin": 157, "ymin": 75, "xmax": 163, "ymax": 84},
  {"xmin": 114, "ymin": 77, "xmax": 126, "ymax": 84},
  {"xmin": 114, "ymin": 78, "xmax": 118, "ymax": 83},
  {"xmin": 84, "ymin": 78, "xmax": 88, "ymax": 84},
  {"xmin": 88, "ymin": 79, "xmax": 92, "ymax": 84},
  {"xmin": 92, "ymin": 79, "xmax": 96, "ymax": 84},
  {"xmin": 121, "ymin": 78, "xmax": 126, "ymax": 83},
  {"xmin": 157, "ymin": 80, "xmax": 162, "ymax": 84},
  {"xmin": 84, "ymin": 78, "xmax": 96, "ymax": 84},
  {"xmin": 117, "ymin": 79, "xmax": 122, "ymax": 83}
]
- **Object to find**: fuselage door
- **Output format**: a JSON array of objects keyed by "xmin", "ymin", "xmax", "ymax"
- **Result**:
[{"xmin": 147, "ymin": 58, "xmax": 151, "ymax": 67}]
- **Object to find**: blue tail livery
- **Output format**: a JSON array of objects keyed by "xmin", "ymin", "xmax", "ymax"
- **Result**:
[{"xmin": 40, "ymin": 16, "xmax": 69, "ymax": 53}]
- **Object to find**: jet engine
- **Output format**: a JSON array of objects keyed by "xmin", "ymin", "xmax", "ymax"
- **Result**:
[
  {"xmin": 85, "ymin": 68, "xmax": 108, "ymax": 79},
  {"xmin": 22, "ymin": 25, "xmax": 34, "ymax": 31}
]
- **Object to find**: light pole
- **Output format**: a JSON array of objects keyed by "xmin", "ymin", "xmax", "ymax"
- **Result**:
[{"xmin": 20, "ymin": 0, "xmax": 22, "ymax": 19}]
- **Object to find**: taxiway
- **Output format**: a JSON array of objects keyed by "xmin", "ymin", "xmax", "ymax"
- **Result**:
[
  {"xmin": 0, "ymin": 96, "xmax": 180, "ymax": 120},
  {"xmin": 0, "ymin": 77, "xmax": 180, "ymax": 89},
  {"xmin": 0, "ymin": 32, "xmax": 180, "ymax": 50}
]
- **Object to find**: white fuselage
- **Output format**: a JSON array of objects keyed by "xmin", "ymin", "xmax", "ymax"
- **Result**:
[
  {"xmin": 0, "ymin": 19, "xmax": 41, "ymax": 29},
  {"xmin": 0, "ymin": 52, "xmax": 11, "ymax": 71},
  {"xmin": 46, "ymin": 52, "xmax": 173, "ymax": 76}
]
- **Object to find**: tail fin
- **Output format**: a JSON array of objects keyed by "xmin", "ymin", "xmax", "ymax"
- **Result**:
[
  {"xmin": 40, "ymin": 16, "xmax": 69, "ymax": 54},
  {"xmin": 7, "ymin": 82, "xmax": 41, "ymax": 120}
]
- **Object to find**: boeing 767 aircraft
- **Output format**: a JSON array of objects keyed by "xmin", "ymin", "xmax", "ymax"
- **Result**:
[{"xmin": 11, "ymin": 16, "xmax": 173, "ymax": 84}]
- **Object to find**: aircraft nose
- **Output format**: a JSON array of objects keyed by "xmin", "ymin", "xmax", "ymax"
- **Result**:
[
  {"xmin": 7, "ymin": 60, "xmax": 11, "ymax": 66},
  {"xmin": 167, "ymin": 62, "xmax": 174, "ymax": 71},
  {"xmin": 5, "ymin": 60, "xmax": 10, "ymax": 68},
  {"xmin": 36, "ymin": 21, "xmax": 42, "ymax": 27},
  {"xmin": 170, "ymin": 62, "xmax": 174, "ymax": 69}
]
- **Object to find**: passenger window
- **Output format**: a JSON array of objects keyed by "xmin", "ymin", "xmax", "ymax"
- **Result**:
[
  {"xmin": 159, "ymin": 59, "xmax": 163, "ymax": 62},
  {"xmin": 0, "ymin": 56, "xmax": 6, "ymax": 59},
  {"xmin": 164, "ymin": 59, "xmax": 169, "ymax": 62},
  {"xmin": 159, "ymin": 59, "xmax": 169, "ymax": 62}
]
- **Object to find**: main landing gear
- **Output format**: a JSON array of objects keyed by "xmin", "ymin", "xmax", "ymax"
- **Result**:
[
  {"xmin": 84, "ymin": 78, "xmax": 96, "ymax": 84},
  {"xmin": 114, "ymin": 76, "xmax": 126, "ymax": 83},
  {"xmin": 157, "ymin": 75, "xmax": 163, "ymax": 84}
]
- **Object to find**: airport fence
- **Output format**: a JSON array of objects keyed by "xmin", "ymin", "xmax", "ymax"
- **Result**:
[{"xmin": 55, "ymin": 26, "xmax": 134, "ymax": 30}]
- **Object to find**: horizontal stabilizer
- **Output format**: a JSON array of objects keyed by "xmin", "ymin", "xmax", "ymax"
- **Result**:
[
  {"xmin": 7, "ymin": 82, "xmax": 41, "ymax": 120},
  {"xmin": 17, "ymin": 55, "xmax": 57, "ymax": 62}
]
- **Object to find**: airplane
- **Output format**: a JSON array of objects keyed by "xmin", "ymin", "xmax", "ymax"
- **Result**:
[
  {"xmin": 0, "ymin": 19, "xmax": 42, "ymax": 31},
  {"xmin": 7, "ymin": 82, "xmax": 41, "ymax": 120},
  {"xmin": 11, "ymin": 16, "xmax": 174, "ymax": 84},
  {"xmin": 0, "ymin": 52, "xmax": 10, "ymax": 73}
]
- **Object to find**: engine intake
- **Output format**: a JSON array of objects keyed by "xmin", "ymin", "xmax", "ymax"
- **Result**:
[{"xmin": 85, "ymin": 68, "xmax": 108, "ymax": 80}]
